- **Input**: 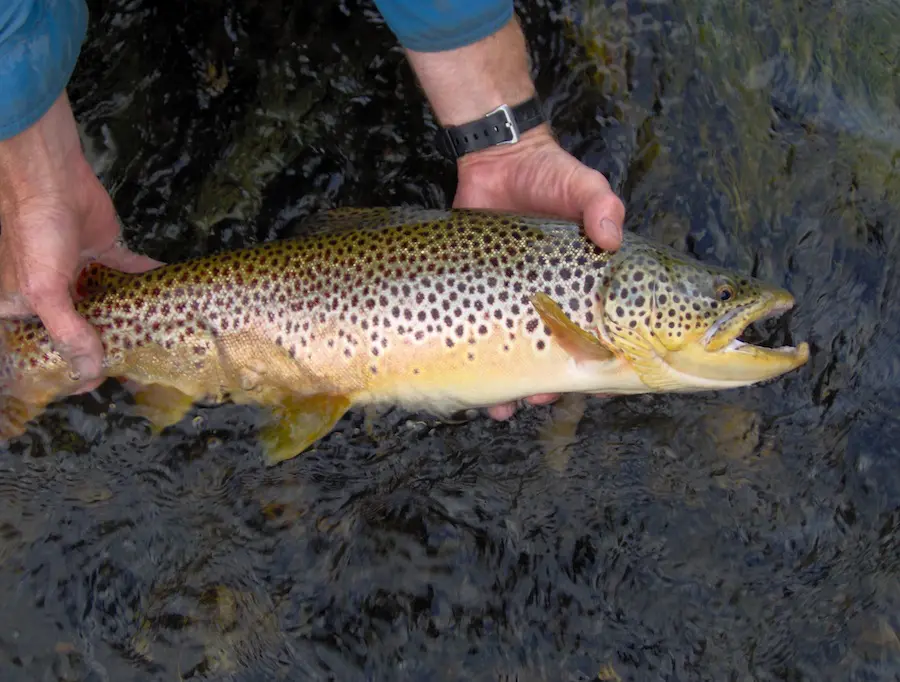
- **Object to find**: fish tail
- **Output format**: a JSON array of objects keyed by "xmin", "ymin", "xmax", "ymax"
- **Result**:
[
  {"xmin": 0, "ymin": 394, "xmax": 43, "ymax": 441},
  {"xmin": 0, "ymin": 322, "xmax": 50, "ymax": 442}
]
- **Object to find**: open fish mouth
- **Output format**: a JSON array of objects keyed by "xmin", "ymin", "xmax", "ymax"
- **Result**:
[
  {"xmin": 661, "ymin": 291, "xmax": 810, "ymax": 386},
  {"xmin": 718, "ymin": 308, "xmax": 810, "ymax": 376},
  {"xmin": 732, "ymin": 304, "xmax": 798, "ymax": 351},
  {"xmin": 704, "ymin": 293, "xmax": 808, "ymax": 359}
]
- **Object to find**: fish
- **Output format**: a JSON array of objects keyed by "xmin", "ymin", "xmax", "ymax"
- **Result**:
[{"xmin": 0, "ymin": 207, "xmax": 809, "ymax": 464}]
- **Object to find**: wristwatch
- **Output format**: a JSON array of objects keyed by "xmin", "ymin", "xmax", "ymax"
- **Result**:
[{"xmin": 434, "ymin": 95, "xmax": 547, "ymax": 160}]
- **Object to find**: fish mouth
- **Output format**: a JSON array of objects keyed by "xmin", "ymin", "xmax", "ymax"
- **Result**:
[
  {"xmin": 667, "ymin": 291, "xmax": 809, "ymax": 385},
  {"xmin": 704, "ymin": 291, "xmax": 805, "ymax": 354}
]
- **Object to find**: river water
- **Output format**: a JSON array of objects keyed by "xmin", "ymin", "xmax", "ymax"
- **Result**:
[{"xmin": 1, "ymin": 0, "xmax": 899, "ymax": 680}]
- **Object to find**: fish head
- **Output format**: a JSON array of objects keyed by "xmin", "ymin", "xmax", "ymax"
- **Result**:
[{"xmin": 598, "ymin": 242, "xmax": 809, "ymax": 390}]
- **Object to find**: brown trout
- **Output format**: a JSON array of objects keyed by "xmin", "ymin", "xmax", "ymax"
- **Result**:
[{"xmin": 0, "ymin": 208, "xmax": 809, "ymax": 464}]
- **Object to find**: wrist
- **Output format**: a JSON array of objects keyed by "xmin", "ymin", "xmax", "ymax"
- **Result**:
[{"xmin": 456, "ymin": 122, "xmax": 555, "ymax": 171}]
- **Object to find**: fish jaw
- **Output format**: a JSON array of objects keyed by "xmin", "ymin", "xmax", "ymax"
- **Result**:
[
  {"xmin": 658, "ymin": 290, "xmax": 809, "ymax": 389},
  {"xmin": 661, "ymin": 338, "xmax": 810, "ymax": 389}
]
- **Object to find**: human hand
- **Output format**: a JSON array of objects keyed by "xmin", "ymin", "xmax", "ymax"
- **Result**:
[
  {"xmin": 0, "ymin": 93, "xmax": 162, "ymax": 393},
  {"xmin": 453, "ymin": 125, "xmax": 625, "ymax": 421}
]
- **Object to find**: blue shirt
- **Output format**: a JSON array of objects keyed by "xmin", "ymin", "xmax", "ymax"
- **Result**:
[{"xmin": 0, "ymin": 0, "xmax": 513, "ymax": 140}]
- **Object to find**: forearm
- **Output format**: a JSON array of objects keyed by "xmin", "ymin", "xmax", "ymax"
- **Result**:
[
  {"xmin": 404, "ymin": 16, "xmax": 538, "ymax": 128},
  {"xmin": 372, "ymin": 1, "xmax": 539, "ymax": 125},
  {"xmin": 0, "ymin": 93, "xmax": 82, "ymax": 212},
  {"xmin": 0, "ymin": 0, "xmax": 88, "ymax": 141}
]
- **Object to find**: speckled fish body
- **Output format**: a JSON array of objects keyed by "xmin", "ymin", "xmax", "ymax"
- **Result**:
[{"xmin": 0, "ymin": 208, "xmax": 808, "ymax": 463}]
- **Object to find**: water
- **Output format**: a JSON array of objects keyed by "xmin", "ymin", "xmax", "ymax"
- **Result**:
[{"xmin": 1, "ymin": 0, "xmax": 899, "ymax": 679}]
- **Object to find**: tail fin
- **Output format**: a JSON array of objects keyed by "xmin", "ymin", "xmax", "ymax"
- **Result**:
[
  {"xmin": 0, "ymin": 321, "xmax": 52, "ymax": 442},
  {"xmin": 0, "ymin": 394, "xmax": 43, "ymax": 441}
]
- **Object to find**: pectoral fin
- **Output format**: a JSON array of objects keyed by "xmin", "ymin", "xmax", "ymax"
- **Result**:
[
  {"xmin": 131, "ymin": 383, "xmax": 198, "ymax": 433},
  {"xmin": 260, "ymin": 394, "xmax": 351, "ymax": 466},
  {"xmin": 603, "ymin": 318, "xmax": 682, "ymax": 391},
  {"xmin": 531, "ymin": 292, "xmax": 614, "ymax": 363}
]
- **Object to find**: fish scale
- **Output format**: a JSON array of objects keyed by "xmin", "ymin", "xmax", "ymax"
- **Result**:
[
  {"xmin": 82, "ymin": 209, "xmax": 603, "ymax": 366},
  {"xmin": 0, "ymin": 208, "xmax": 809, "ymax": 464}
]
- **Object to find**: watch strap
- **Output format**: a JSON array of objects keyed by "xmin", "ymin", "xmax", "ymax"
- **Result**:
[{"xmin": 435, "ymin": 95, "xmax": 546, "ymax": 160}]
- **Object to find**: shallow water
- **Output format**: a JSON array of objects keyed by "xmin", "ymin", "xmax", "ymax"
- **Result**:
[{"xmin": 2, "ymin": 0, "xmax": 899, "ymax": 680}]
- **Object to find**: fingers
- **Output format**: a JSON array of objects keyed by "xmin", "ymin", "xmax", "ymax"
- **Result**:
[
  {"xmin": 487, "ymin": 402, "xmax": 517, "ymax": 421},
  {"xmin": 487, "ymin": 393, "xmax": 561, "ymax": 421},
  {"xmin": 525, "ymin": 393, "xmax": 559, "ymax": 406}
]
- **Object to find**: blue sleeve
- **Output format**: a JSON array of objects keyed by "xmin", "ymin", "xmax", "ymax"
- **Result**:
[
  {"xmin": 372, "ymin": 0, "xmax": 513, "ymax": 52},
  {"xmin": 0, "ymin": 0, "xmax": 88, "ymax": 140}
]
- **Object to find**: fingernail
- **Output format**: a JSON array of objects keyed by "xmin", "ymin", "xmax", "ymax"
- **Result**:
[{"xmin": 601, "ymin": 218, "xmax": 623, "ymax": 242}]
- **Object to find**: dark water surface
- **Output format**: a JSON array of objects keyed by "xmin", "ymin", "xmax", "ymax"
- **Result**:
[{"xmin": 2, "ymin": 0, "xmax": 900, "ymax": 679}]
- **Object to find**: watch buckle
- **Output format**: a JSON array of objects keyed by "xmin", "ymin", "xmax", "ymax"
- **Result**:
[{"xmin": 487, "ymin": 103, "xmax": 519, "ymax": 145}]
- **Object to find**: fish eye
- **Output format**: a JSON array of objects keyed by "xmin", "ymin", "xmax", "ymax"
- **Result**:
[{"xmin": 716, "ymin": 284, "xmax": 735, "ymax": 302}]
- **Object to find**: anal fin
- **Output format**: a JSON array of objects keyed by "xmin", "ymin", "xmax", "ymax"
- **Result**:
[
  {"xmin": 260, "ymin": 394, "xmax": 351, "ymax": 466},
  {"xmin": 131, "ymin": 383, "xmax": 198, "ymax": 433},
  {"xmin": 531, "ymin": 292, "xmax": 614, "ymax": 362}
]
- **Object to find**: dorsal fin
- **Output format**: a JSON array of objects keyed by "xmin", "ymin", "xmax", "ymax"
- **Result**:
[{"xmin": 75, "ymin": 263, "xmax": 133, "ymax": 299}]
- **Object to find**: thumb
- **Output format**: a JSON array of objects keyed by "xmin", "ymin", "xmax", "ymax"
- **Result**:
[
  {"xmin": 569, "ymin": 167, "xmax": 626, "ymax": 251},
  {"xmin": 95, "ymin": 240, "xmax": 164, "ymax": 274}
]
